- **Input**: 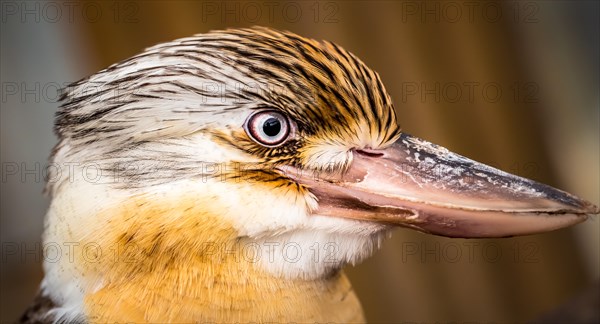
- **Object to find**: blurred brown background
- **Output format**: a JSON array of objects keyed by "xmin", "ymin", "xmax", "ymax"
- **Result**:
[{"xmin": 1, "ymin": 1, "xmax": 598, "ymax": 323}]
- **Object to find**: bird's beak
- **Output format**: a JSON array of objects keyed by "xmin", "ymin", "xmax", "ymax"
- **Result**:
[{"xmin": 281, "ymin": 133, "xmax": 598, "ymax": 238}]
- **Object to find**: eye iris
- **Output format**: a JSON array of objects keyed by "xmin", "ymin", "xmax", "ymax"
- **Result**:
[
  {"xmin": 262, "ymin": 117, "xmax": 281, "ymax": 137},
  {"xmin": 245, "ymin": 110, "xmax": 292, "ymax": 147}
]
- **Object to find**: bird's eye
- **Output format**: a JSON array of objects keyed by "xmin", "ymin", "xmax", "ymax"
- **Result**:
[{"xmin": 244, "ymin": 110, "xmax": 291, "ymax": 147}]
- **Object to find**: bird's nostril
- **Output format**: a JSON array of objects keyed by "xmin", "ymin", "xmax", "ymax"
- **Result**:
[{"xmin": 355, "ymin": 149, "xmax": 384, "ymax": 158}]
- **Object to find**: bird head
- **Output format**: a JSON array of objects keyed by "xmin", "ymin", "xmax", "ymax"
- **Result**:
[{"xmin": 44, "ymin": 27, "xmax": 598, "ymax": 299}]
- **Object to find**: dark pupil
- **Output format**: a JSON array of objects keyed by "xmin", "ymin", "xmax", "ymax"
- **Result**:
[{"xmin": 263, "ymin": 117, "xmax": 281, "ymax": 137}]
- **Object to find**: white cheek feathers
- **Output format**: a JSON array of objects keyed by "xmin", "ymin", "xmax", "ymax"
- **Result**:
[{"xmin": 243, "ymin": 218, "xmax": 391, "ymax": 280}]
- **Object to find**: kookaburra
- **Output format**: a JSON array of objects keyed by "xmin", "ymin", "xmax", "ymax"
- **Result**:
[{"xmin": 21, "ymin": 27, "xmax": 598, "ymax": 323}]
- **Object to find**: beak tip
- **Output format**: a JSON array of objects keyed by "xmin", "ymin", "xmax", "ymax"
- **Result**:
[
  {"xmin": 569, "ymin": 198, "xmax": 600, "ymax": 215},
  {"xmin": 588, "ymin": 204, "xmax": 600, "ymax": 215}
]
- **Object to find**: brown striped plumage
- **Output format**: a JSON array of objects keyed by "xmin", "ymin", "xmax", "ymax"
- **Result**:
[
  {"xmin": 50, "ymin": 27, "xmax": 400, "ymax": 193},
  {"xmin": 30, "ymin": 26, "xmax": 401, "ymax": 323}
]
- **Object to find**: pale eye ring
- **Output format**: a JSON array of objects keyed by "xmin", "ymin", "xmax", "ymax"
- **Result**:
[{"xmin": 244, "ymin": 110, "xmax": 291, "ymax": 147}]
